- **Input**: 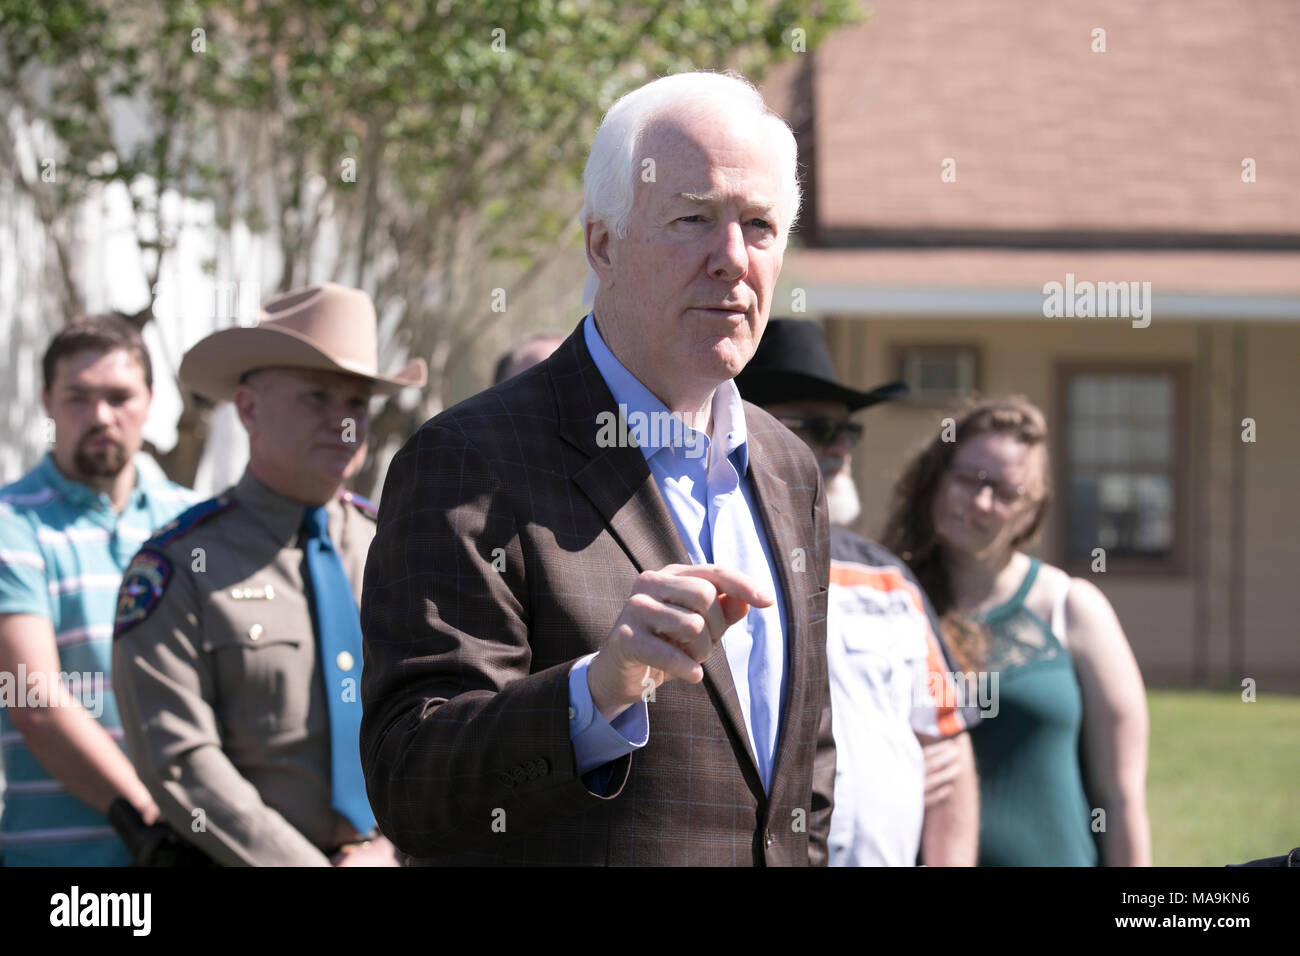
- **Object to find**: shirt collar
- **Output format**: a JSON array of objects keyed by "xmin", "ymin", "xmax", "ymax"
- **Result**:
[
  {"xmin": 37, "ymin": 451, "xmax": 169, "ymax": 511},
  {"xmin": 234, "ymin": 467, "xmax": 343, "ymax": 545},
  {"xmin": 582, "ymin": 313, "xmax": 749, "ymax": 474},
  {"xmin": 710, "ymin": 376, "xmax": 750, "ymax": 477}
]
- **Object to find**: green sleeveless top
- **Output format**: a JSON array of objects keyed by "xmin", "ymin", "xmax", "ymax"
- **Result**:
[{"xmin": 969, "ymin": 558, "xmax": 1100, "ymax": 866}]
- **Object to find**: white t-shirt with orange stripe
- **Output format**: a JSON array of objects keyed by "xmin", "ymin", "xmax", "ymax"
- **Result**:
[{"xmin": 826, "ymin": 526, "xmax": 972, "ymax": 866}]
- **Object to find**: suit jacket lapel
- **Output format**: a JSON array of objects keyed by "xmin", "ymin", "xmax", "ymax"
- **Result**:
[
  {"xmin": 550, "ymin": 327, "xmax": 764, "ymax": 791},
  {"xmin": 744, "ymin": 422, "xmax": 811, "ymax": 797},
  {"xmin": 554, "ymin": 329, "xmax": 687, "ymax": 574}
]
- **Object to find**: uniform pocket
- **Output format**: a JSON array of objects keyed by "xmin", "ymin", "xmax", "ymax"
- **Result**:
[
  {"xmin": 829, "ymin": 586, "xmax": 928, "ymax": 718},
  {"xmin": 203, "ymin": 613, "xmax": 313, "ymax": 736}
]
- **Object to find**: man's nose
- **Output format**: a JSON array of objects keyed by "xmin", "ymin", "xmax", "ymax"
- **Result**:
[
  {"xmin": 972, "ymin": 484, "xmax": 996, "ymax": 511},
  {"xmin": 92, "ymin": 399, "xmax": 115, "ymax": 425},
  {"xmin": 331, "ymin": 406, "xmax": 368, "ymax": 436},
  {"xmin": 817, "ymin": 445, "xmax": 850, "ymax": 473},
  {"xmin": 708, "ymin": 220, "xmax": 748, "ymax": 281},
  {"xmin": 827, "ymin": 432, "xmax": 856, "ymax": 455}
]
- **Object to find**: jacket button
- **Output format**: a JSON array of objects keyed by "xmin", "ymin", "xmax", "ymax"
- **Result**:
[{"xmin": 764, "ymin": 829, "xmax": 774, "ymax": 848}]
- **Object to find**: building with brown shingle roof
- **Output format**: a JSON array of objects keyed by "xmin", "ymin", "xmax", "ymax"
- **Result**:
[{"xmin": 765, "ymin": 0, "xmax": 1300, "ymax": 689}]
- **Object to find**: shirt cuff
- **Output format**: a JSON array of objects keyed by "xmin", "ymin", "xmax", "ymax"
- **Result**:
[{"xmin": 567, "ymin": 653, "xmax": 649, "ymax": 777}]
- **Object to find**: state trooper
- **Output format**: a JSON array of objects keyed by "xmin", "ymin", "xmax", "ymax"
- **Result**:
[{"xmin": 111, "ymin": 283, "xmax": 426, "ymax": 866}]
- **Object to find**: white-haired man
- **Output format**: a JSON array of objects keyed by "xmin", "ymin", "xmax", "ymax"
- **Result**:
[{"xmin": 361, "ymin": 71, "xmax": 835, "ymax": 865}]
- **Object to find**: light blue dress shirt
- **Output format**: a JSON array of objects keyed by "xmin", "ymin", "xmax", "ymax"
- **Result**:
[{"xmin": 567, "ymin": 313, "xmax": 789, "ymax": 792}]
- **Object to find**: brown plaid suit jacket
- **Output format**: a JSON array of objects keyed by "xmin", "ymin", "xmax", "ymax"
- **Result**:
[{"xmin": 359, "ymin": 322, "xmax": 834, "ymax": 865}]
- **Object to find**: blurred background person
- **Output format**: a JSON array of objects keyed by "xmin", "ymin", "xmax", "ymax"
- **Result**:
[
  {"xmin": 881, "ymin": 396, "xmax": 1150, "ymax": 866},
  {"xmin": 737, "ymin": 318, "xmax": 979, "ymax": 866},
  {"xmin": 492, "ymin": 331, "xmax": 566, "ymax": 386},
  {"xmin": 0, "ymin": 316, "xmax": 197, "ymax": 865}
]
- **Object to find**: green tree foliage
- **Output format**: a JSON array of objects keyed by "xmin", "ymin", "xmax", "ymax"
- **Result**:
[{"xmin": 0, "ymin": 0, "xmax": 860, "ymax": 491}]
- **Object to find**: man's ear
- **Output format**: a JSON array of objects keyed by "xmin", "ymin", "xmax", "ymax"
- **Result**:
[
  {"xmin": 232, "ymin": 384, "xmax": 257, "ymax": 435},
  {"xmin": 584, "ymin": 218, "xmax": 615, "ymax": 281}
]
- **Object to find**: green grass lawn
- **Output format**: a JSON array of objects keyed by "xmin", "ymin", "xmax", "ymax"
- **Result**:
[{"xmin": 1146, "ymin": 689, "xmax": 1300, "ymax": 866}]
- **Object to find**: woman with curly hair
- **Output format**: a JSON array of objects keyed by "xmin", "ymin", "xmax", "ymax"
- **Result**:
[{"xmin": 882, "ymin": 396, "xmax": 1150, "ymax": 866}]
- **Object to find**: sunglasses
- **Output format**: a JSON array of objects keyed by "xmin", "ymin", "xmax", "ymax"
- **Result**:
[
  {"xmin": 776, "ymin": 417, "xmax": 864, "ymax": 447},
  {"xmin": 947, "ymin": 466, "xmax": 1030, "ymax": 507}
]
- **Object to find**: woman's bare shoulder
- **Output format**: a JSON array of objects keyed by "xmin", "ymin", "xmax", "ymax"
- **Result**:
[
  {"xmin": 1035, "ymin": 561, "xmax": 1073, "ymax": 594},
  {"xmin": 1022, "ymin": 559, "xmax": 1071, "ymax": 618},
  {"xmin": 1062, "ymin": 574, "xmax": 1131, "ymax": 661}
]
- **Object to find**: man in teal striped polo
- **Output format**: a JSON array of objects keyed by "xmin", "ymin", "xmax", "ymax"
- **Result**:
[{"xmin": 0, "ymin": 315, "xmax": 197, "ymax": 865}]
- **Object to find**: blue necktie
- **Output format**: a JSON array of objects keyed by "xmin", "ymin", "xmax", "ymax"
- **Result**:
[{"xmin": 302, "ymin": 506, "xmax": 375, "ymax": 835}]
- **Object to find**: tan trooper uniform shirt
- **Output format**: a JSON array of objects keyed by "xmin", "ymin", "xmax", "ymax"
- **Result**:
[{"xmin": 111, "ymin": 469, "xmax": 376, "ymax": 866}]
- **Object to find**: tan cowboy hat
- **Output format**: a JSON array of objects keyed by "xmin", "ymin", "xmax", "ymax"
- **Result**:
[{"xmin": 179, "ymin": 282, "xmax": 427, "ymax": 402}]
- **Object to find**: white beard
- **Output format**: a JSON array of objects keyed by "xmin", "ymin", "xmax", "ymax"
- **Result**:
[{"xmin": 825, "ymin": 468, "xmax": 861, "ymax": 528}]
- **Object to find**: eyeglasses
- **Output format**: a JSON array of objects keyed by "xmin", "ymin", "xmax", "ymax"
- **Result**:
[
  {"xmin": 776, "ymin": 417, "xmax": 864, "ymax": 448},
  {"xmin": 948, "ymin": 466, "xmax": 1030, "ymax": 507}
]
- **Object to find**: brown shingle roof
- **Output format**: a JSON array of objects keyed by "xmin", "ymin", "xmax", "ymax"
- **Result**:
[{"xmin": 799, "ymin": 0, "xmax": 1300, "ymax": 237}]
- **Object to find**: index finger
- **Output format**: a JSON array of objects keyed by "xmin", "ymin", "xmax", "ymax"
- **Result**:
[{"xmin": 672, "ymin": 564, "xmax": 774, "ymax": 608}]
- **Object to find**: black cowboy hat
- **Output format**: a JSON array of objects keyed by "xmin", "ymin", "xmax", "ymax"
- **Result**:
[{"xmin": 736, "ymin": 318, "xmax": 909, "ymax": 410}]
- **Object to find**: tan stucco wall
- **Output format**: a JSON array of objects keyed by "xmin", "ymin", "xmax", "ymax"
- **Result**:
[
  {"xmin": 822, "ymin": 315, "xmax": 1297, "ymax": 689},
  {"xmin": 1242, "ymin": 325, "xmax": 1300, "ymax": 690}
]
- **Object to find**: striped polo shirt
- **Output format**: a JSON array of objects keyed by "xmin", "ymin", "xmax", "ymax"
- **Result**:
[{"xmin": 0, "ymin": 452, "xmax": 197, "ymax": 865}]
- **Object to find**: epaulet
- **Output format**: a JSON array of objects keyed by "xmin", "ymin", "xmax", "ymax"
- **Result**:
[
  {"xmin": 337, "ymin": 488, "xmax": 378, "ymax": 519},
  {"xmin": 148, "ymin": 493, "xmax": 237, "ymax": 548}
]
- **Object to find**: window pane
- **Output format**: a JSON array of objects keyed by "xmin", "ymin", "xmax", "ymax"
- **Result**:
[
  {"xmin": 1072, "ymin": 378, "xmax": 1100, "ymax": 416},
  {"xmin": 1107, "ymin": 378, "xmax": 1129, "ymax": 416},
  {"xmin": 1073, "ymin": 471, "xmax": 1172, "ymax": 559},
  {"xmin": 1100, "ymin": 423, "xmax": 1131, "ymax": 463},
  {"xmin": 899, "ymin": 346, "xmax": 979, "ymax": 399},
  {"xmin": 1112, "ymin": 377, "xmax": 1136, "ymax": 416},
  {"xmin": 1098, "ymin": 473, "xmax": 1134, "ymax": 511},
  {"xmin": 1068, "ymin": 475, "xmax": 1101, "ymax": 558},
  {"xmin": 1072, "ymin": 423, "xmax": 1098, "ymax": 464},
  {"xmin": 919, "ymin": 358, "xmax": 958, "ymax": 392},
  {"xmin": 1133, "ymin": 475, "xmax": 1173, "ymax": 552},
  {"xmin": 955, "ymin": 353, "xmax": 977, "ymax": 392},
  {"xmin": 1137, "ymin": 425, "xmax": 1170, "ymax": 464},
  {"xmin": 1065, "ymin": 370, "xmax": 1178, "ymax": 563}
]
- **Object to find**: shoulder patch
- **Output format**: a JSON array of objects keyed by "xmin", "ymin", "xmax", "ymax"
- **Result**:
[
  {"xmin": 114, "ymin": 549, "xmax": 173, "ymax": 636},
  {"xmin": 337, "ymin": 489, "xmax": 378, "ymax": 519},
  {"xmin": 149, "ymin": 493, "xmax": 235, "ymax": 548}
]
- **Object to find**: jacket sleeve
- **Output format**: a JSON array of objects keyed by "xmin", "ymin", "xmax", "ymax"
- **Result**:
[
  {"xmin": 112, "ymin": 549, "xmax": 331, "ymax": 867},
  {"xmin": 359, "ymin": 423, "xmax": 628, "ymax": 858}
]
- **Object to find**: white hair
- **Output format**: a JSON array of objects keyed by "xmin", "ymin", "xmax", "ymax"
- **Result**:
[{"xmin": 580, "ymin": 71, "xmax": 801, "ymax": 243}]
